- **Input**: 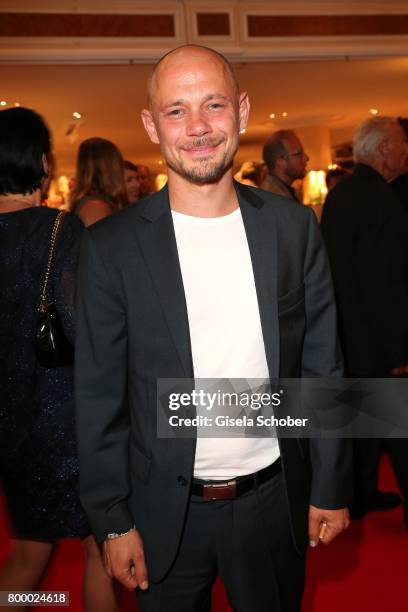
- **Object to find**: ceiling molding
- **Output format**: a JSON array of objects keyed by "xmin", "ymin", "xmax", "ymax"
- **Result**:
[
  {"xmin": 1, "ymin": 0, "xmax": 408, "ymax": 16},
  {"xmin": 237, "ymin": 1, "xmax": 408, "ymax": 15},
  {"xmin": 1, "ymin": 1, "xmax": 408, "ymax": 64}
]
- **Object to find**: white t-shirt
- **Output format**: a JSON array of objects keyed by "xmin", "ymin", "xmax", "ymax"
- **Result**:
[{"xmin": 172, "ymin": 207, "xmax": 280, "ymax": 480}]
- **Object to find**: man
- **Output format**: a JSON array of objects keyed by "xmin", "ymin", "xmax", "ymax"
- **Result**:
[
  {"xmin": 261, "ymin": 129, "xmax": 309, "ymax": 202},
  {"xmin": 76, "ymin": 45, "xmax": 351, "ymax": 612},
  {"xmin": 321, "ymin": 116, "xmax": 408, "ymax": 522},
  {"xmin": 136, "ymin": 163, "xmax": 154, "ymax": 196},
  {"xmin": 390, "ymin": 117, "xmax": 408, "ymax": 213}
]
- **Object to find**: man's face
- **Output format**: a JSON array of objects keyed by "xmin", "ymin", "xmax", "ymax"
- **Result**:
[
  {"xmin": 124, "ymin": 168, "xmax": 140, "ymax": 202},
  {"xmin": 282, "ymin": 134, "xmax": 309, "ymax": 181},
  {"xmin": 142, "ymin": 50, "xmax": 249, "ymax": 185},
  {"xmin": 385, "ymin": 124, "xmax": 408, "ymax": 180}
]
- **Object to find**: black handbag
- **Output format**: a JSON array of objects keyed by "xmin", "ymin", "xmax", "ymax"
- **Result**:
[{"xmin": 35, "ymin": 211, "xmax": 74, "ymax": 368}]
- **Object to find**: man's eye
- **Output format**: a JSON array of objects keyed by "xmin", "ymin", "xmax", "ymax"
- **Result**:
[
  {"xmin": 208, "ymin": 103, "xmax": 224, "ymax": 110},
  {"xmin": 168, "ymin": 109, "xmax": 183, "ymax": 117}
]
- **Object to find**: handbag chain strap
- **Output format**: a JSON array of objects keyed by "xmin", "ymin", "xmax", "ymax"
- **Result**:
[{"xmin": 38, "ymin": 210, "xmax": 66, "ymax": 314}]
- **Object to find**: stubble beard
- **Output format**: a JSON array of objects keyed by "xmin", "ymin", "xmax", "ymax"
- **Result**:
[{"xmin": 169, "ymin": 136, "xmax": 237, "ymax": 185}]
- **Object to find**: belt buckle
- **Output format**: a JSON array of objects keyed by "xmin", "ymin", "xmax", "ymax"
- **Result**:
[{"xmin": 202, "ymin": 480, "xmax": 237, "ymax": 501}]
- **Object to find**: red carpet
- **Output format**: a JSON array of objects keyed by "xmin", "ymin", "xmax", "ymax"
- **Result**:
[{"xmin": 1, "ymin": 454, "xmax": 407, "ymax": 612}]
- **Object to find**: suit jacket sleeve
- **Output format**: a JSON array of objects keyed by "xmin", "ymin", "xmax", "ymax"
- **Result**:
[
  {"xmin": 301, "ymin": 209, "xmax": 353, "ymax": 509},
  {"xmin": 75, "ymin": 229, "xmax": 134, "ymax": 542}
]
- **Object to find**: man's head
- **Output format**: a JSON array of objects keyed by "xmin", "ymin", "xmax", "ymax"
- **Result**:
[
  {"xmin": 263, "ymin": 130, "xmax": 309, "ymax": 186},
  {"xmin": 136, "ymin": 164, "xmax": 152, "ymax": 196},
  {"xmin": 353, "ymin": 116, "xmax": 408, "ymax": 181},
  {"xmin": 141, "ymin": 45, "xmax": 249, "ymax": 185}
]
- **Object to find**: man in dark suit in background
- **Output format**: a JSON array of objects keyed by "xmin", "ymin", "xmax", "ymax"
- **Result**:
[
  {"xmin": 75, "ymin": 45, "xmax": 351, "ymax": 612},
  {"xmin": 391, "ymin": 117, "xmax": 408, "ymax": 213},
  {"xmin": 321, "ymin": 116, "xmax": 408, "ymax": 523}
]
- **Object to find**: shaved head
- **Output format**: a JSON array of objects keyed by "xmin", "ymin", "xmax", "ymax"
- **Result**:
[
  {"xmin": 141, "ymin": 43, "xmax": 249, "ymax": 186},
  {"xmin": 147, "ymin": 45, "xmax": 239, "ymax": 110}
]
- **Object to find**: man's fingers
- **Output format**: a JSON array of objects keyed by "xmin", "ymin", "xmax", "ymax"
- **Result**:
[
  {"xmin": 104, "ymin": 530, "xmax": 149, "ymax": 591},
  {"xmin": 308, "ymin": 514, "xmax": 321, "ymax": 547},
  {"xmin": 309, "ymin": 506, "xmax": 349, "ymax": 547},
  {"xmin": 133, "ymin": 549, "xmax": 149, "ymax": 590},
  {"xmin": 319, "ymin": 522, "xmax": 342, "ymax": 545},
  {"xmin": 103, "ymin": 547, "xmax": 113, "ymax": 577},
  {"xmin": 112, "ymin": 564, "xmax": 139, "ymax": 591}
]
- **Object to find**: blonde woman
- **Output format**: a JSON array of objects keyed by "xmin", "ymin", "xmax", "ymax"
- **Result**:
[{"xmin": 70, "ymin": 138, "xmax": 128, "ymax": 227}]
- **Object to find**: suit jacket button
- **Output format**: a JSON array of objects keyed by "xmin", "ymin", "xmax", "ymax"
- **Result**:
[{"xmin": 177, "ymin": 475, "xmax": 188, "ymax": 486}]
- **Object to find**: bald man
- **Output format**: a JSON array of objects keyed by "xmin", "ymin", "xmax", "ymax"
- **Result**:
[{"xmin": 75, "ymin": 45, "xmax": 352, "ymax": 612}]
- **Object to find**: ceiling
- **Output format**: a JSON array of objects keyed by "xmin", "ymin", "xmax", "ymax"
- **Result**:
[{"xmin": 1, "ymin": 54, "xmax": 408, "ymax": 175}]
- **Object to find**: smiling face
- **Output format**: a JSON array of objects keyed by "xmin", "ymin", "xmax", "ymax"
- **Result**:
[{"xmin": 141, "ymin": 46, "xmax": 249, "ymax": 185}]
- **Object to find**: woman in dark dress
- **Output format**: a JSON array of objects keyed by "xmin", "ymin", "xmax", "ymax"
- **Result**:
[{"xmin": 0, "ymin": 108, "xmax": 119, "ymax": 611}]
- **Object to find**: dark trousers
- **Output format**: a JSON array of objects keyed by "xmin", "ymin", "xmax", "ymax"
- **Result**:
[{"xmin": 137, "ymin": 471, "xmax": 305, "ymax": 612}]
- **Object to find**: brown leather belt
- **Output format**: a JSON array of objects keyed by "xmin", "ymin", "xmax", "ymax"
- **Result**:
[{"xmin": 191, "ymin": 458, "xmax": 281, "ymax": 501}]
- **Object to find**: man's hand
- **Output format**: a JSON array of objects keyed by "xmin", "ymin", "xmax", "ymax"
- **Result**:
[
  {"xmin": 308, "ymin": 505, "xmax": 350, "ymax": 547},
  {"xmin": 103, "ymin": 529, "xmax": 149, "ymax": 591}
]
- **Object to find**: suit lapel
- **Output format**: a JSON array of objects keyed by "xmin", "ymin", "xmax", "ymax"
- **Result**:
[
  {"xmin": 235, "ymin": 182, "xmax": 280, "ymax": 379},
  {"xmin": 136, "ymin": 187, "xmax": 194, "ymax": 378}
]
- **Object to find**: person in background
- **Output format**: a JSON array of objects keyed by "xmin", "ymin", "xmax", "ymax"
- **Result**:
[
  {"xmin": 261, "ymin": 129, "xmax": 309, "ymax": 202},
  {"xmin": 234, "ymin": 160, "xmax": 266, "ymax": 188},
  {"xmin": 321, "ymin": 116, "xmax": 408, "ymax": 526},
  {"xmin": 70, "ymin": 138, "xmax": 128, "ymax": 227},
  {"xmin": 135, "ymin": 163, "xmax": 154, "ymax": 197},
  {"xmin": 390, "ymin": 117, "xmax": 408, "ymax": 213},
  {"xmin": 0, "ymin": 107, "xmax": 120, "ymax": 612},
  {"xmin": 68, "ymin": 176, "xmax": 76, "ymax": 196},
  {"xmin": 325, "ymin": 167, "xmax": 350, "ymax": 193},
  {"xmin": 123, "ymin": 160, "xmax": 141, "ymax": 204}
]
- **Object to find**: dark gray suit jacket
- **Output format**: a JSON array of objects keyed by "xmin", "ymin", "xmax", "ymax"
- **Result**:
[{"xmin": 75, "ymin": 181, "xmax": 352, "ymax": 582}]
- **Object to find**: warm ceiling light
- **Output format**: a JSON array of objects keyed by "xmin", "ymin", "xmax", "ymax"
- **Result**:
[
  {"xmin": 240, "ymin": 128, "xmax": 246, "ymax": 134},
  {"xmin": 0, "ymin": 101, "xmax": 7, "ymax": 106},
  {"xmin": 14, "ymin": 102, "xmax": 20, "ymax": 107},
  {"xmin": 72, "ymin": 111, "xmax": 82, "ymax": 119},
  {"xmin": 269, "ymin": 113, "xmax": 275, "ymax": 119},
  {"xmin": 282, "ymin": 112, "xmax": 288, "ymax": 117},
  {"xmin": 369, "ymin": 108, "xmax": 379, "ymax": 115}
]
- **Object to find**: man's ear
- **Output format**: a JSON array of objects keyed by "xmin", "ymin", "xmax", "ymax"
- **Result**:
[
  {"xmin": 141, "ymin": 109, "xmax": 160, "ymax": 144},
  {"xmin": 275, "ymin": 155, "xmax": 286, "ymax": 173},
  {"xmin": 378, "ymin": 138, "xmax": 389, "ymax": 160},
  {"xmin": 238, "ymin": 92, "xmax": 250, "ymax": 133}
]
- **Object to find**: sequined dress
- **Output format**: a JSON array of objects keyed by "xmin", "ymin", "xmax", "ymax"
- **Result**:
[{"xmin": 0, "ymin": 207, "xmax": 89, "ymax": 541}]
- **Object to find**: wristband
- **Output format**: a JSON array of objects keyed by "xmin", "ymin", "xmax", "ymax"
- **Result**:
[{"xmin": 106, "ymin": 525, "xmax": 136, "ymax": 540}]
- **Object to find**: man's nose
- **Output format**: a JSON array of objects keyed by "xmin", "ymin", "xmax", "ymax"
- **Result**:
[{"xmin": 186, "ymin": 111, "xmax": 211, "ymax": 137}]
